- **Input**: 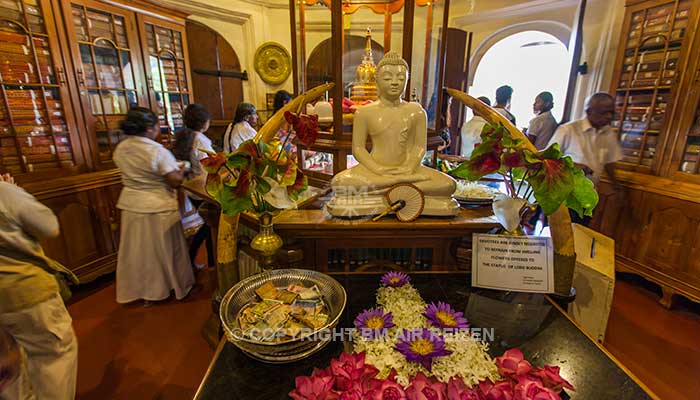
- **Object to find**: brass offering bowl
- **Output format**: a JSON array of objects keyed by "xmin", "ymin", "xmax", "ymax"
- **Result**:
[{"xmin": 219, "ymin": 269, "xmax": 347, "ymax": 363}]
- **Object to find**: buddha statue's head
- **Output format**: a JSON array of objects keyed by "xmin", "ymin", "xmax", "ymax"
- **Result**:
[{"xmin": 376, "ymin": 51, "xmax": 409, "ymax": 101}]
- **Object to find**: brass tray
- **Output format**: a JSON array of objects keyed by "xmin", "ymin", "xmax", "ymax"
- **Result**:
[{"xmin": 254, "ymin": 42, "xmax": 291, "ymax": 85}]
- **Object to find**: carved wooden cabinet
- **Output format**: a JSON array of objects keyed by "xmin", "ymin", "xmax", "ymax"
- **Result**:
[
  {"xmin": 0, "ymin": 0, "xmax": 192, "ymax": 282},
  {"xmin": 593, "ymin": 0, "xmax": 700, "ymax": 307}
]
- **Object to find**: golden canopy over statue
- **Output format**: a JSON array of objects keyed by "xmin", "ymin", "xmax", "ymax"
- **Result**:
[{"xmin": 327, "ymin": 51, "xmax": 459, "ymax": 218}]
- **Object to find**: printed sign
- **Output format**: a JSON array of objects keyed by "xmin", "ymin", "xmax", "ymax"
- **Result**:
[{"xmin": 472, "ymin": 234, "xmax": 554, "ymax": 293}]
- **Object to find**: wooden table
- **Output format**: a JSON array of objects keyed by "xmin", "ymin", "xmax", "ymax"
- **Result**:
[{"xmin": 194, "ymin": 273, "xmax": 657, "ymax": 400}]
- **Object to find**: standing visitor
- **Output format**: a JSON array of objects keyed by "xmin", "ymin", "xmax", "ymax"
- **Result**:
[
  {"xmin": 113, "ymin": 107, "xmax": 194, "ymax": 305},
  {"xmin": 460, "ymin": 96, "xmax": 491, "ymax": 157},
  {"xmin": 548, "ymin": 92, "xmax": 622, "ymax": 225},
  {"xmin": 527, "ymin": 91, "xmax": 559, "ymax": 150},
  {"xmin": 172, "ymin": 104, "xmax": 215, "ymax": 269},
  {"xmin": 172, "ymin": 103, "xmax": 214, "ymax": 179},
  {"xmin": 222, "ymin": 102, "xmax": 258, "ymax": 152},
  {"xmin": 494, "ymin": 85, "xmax": 516, "ymax": 126},
  {"xmin": 0, "ymin": 172, "xmax": 78, "ymax": 400}
]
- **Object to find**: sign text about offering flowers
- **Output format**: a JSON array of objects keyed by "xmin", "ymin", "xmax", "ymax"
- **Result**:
[{"xmin": 472, "ymin": 234, "xmax": 554, "ymax": 293}]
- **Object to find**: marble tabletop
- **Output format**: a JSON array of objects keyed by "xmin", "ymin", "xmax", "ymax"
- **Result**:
[{"xmin": 194, "ymin": 273, "xmax": 656, "ymax": 400}]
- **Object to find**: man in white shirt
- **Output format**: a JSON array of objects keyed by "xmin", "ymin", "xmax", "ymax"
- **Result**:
[
  {"xmin": 223, "ymin": 102, "xmax": 258, "ymax": 152},
  {"xmin": 460, "ymin": 96, "xmax": 491, "ymax": 157},
  {"xmin": 527, "ymin": 91, "xmax": 558, "ymax": 150},
  {"xmin": 548, "ymin": 92, "xmax": 623, "ymax": 223}
]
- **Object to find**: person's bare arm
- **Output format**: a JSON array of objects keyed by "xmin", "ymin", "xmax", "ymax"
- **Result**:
[
  {"xmin": 604, "ymin": 162, "xmax": 621, "ymax": 188},
  {"xmin": 164, "ymin": 166, "xmax": 185, "ymax": 189}
]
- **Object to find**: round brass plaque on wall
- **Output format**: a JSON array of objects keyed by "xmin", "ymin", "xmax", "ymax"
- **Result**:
[{"xmin": 254, "ymin": 42, "xmax": 291, "ymax": 85}]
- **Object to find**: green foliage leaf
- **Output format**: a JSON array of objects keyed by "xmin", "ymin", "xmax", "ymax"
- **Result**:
[
  {"xmin": 566, "ymin": 169, "xmax": 599, "ymax": 217},
  {"xmin": 255, "ymin": 176, "xmax": 272, "ymax": 194},
  {"xmin": 226, "ymin": 154, "xmax": 249, "ymax": 169},
  {"xmin": 528, "ymin": 158, "xmax": 575, "ymax": 215}
]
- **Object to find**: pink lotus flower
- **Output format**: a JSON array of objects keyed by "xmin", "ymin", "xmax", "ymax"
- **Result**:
[
  {"xmin": 289, "ymin": 375, "xmax": 339, "ymax": 400},
  {"xmin": 531, "ymin": 366, "xmax": 574, "ymax": 392},
  {"xmin": 513, "ymin": 375, "xmax": 561, "ymax": 400},
  {"xmin": 495, "ymin": 349, "xmax": 532, "ymax": 377},
  {"xmin": 477, "ymin": 379, "xmax": 514, "ymax": 400},
  {"xmin": 311, "ymin": 367, "xmax": 333, "ymax": 379},
  {"xmin": 406, "ymin": 372, "xmax": 447, "ymax": 400},
  {"xmin": 369, "ymin": 378, "xmax": 408, "ymax": 400},
  {"xmin": 447, "ymin": 377, "xmax": 480, "ymax": 400},
  {"xmin": 339, "ymin": 389, "xmax": 365, "ymax": 400},
  {"xmin": 330, "ymin": 352, "xmax": 379, "ymax": 391}
]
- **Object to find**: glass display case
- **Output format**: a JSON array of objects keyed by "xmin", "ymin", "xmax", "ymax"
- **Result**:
[
  {"xmin": 0, "ymin": 0, "xmax": 80, "ymax": 176},
  {"xmin": 290, "ymin": 0, "xmax": 451, "ymax": 185},
  {"xmin": 139, "ymin": 16, "xmax": 191, "ymax": 144},
  {"xmin": 611, "ymin": 0, "xmax": 691, "ymax": 171}
]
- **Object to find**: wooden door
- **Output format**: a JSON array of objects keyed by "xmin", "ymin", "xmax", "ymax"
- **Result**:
[
  {"xmin": 443, "ymin": 27, "xmax": 470, "ymax": 155},
  {"xmin": 186, "ymin": 20, "xmax": 244, "ymax": 144},
  {"xmin": 60, "ymin": 0, "xmax": 147, "ymax": 168},
  {"xmin": 0, "ymin": 0, "xmax": 88, "ymax": 182},
  {"xmin": 136, "ymin": 14, "xmax": 192, "ymax": 145}
]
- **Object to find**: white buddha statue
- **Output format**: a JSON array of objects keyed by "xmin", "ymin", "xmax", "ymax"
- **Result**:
[{"xmin": 327, "ymin": 51, "xmax": 459, "ymax": 217}]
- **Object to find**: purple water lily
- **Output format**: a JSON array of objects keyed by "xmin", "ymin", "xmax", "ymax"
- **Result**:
[
  {"xmin": 380, "ymin": 271, "xmax": 410, "ymax": 287},
  {"xmin": 424, "ymin": 302, "xmax": 469, "ymax": 330},
  {"xmin": 354, "ymin": 308, "xmax": 395, "ymax": 339},
  {"xmin": 395, "ymin": 329, "xmax": 452, "ymax": 371}
]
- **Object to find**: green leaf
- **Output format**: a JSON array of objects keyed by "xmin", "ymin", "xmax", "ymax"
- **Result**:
[
  {"xmin": 256, "ymin": 176, "xmax": 272, "ymax": 194},
  {"xmin": 523, "ymin": 149, "xmax": 542, "ymax": 165},
  {"xmin": 226, "ymin": 154, "xmax": 249, "ymax": 169},
  {"xmin": 565, "ymin": 169, "xmax": 599, "ymax": 217},
  {"xmin": 541, "ymin": 143, "xmax": 564, "ymax": 160},
  {"xmin": 528, "ymin": 158, "xmax": 575, "ymax": 215}
]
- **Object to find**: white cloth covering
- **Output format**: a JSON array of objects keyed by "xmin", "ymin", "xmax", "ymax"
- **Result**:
[
  {"xmin": 223, "ymin": 121, "xmax": 256, "ymax": 152},
  {"xmin": 0, "ymin": 294, "xmax": 78, "ymax": 400},
  {"xmin": 547, "ymin": 117, "xmax": 623, "ymax": 184},
  {"xmin": 116, "ymin": 210, "xmax": 194, "ymax": 303}
]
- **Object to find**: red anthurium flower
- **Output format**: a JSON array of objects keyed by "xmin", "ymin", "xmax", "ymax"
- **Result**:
[
  {"xmin": 503, "ymin": 151, "xmax": 525, "ymax": 169},
  {"xmin": 200, "ymin": 152, "xmax": 226, "ymax": 173},
  {"xmin": 495, "ymin": 349, "xmax": 533, "ymax": 377},
  {"xmin": 285, "ymin": 111, "xmax": 320, "ymax": 147},
  {"xmin": 531, "ymin": 366, "xmax": 574, "ymax": 392},
  {"xmin": 234, "ymin": 170, "xmax": 251, "ymax": 197}
]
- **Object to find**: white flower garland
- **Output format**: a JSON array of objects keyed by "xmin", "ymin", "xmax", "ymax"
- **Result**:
[{"xmin": 353, "ymin": 283, "xmax": 500, "ymax": 387}]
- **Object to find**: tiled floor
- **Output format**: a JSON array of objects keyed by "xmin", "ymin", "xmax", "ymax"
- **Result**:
[{"xmin": 66, "ymin": 271, "xmax": 700, "ymax": 399}]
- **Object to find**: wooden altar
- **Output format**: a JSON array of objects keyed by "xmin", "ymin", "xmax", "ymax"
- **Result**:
[{"xmin": 184, "ymin": 179, "xmax": 498, "ymax": 275}]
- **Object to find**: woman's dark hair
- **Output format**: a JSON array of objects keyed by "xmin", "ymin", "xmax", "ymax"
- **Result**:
[
  {"xmin": 173, "ymin": 104, "xmax": 211, "ymax": 161},
  {"xmin": 120, "ymin": 107, "xmax": 157, "ymax": 136},
  {"xmin": 183, "ymin": 103, "xmax": 211, "ymax": 131},
  {"xmin": 273, "ymin": 90, "xmax": 292, "ymax": 114},
  {"xmin": 233, "ymin": 102, "xmax": 257, "ymax": 124}
]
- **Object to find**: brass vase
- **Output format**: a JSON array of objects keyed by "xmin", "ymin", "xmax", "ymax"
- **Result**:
[{"xmin": 250, "ymin": 212, "xmax": 283, "ymax": 272}]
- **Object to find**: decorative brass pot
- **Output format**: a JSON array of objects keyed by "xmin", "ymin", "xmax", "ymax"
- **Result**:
[{"xmin": 250, "ymin": 212, "xmax": 283, "ymax": 272}]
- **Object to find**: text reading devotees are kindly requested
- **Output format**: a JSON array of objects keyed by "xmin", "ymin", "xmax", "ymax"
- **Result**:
[{"xmin": 472, "ymin": 234, "xmax": 554, "ymax": 293}]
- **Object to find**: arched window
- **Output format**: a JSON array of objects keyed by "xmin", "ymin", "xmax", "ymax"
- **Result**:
[{"xmin": 470, "ymin": 30, "xmax": 569, "ymax": 127}]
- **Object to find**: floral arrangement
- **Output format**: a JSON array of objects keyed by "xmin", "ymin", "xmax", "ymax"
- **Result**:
[
  {"xmin": 290, "ymin": 273, "xmax": 574, "ymax": 399},
  {"xmin": 450, "ymin": 122, "xmax": 598, "ymax": 218},
  {"xmin": 201, "ymin": 111, "xmax": 319, "ymax": 216}
]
